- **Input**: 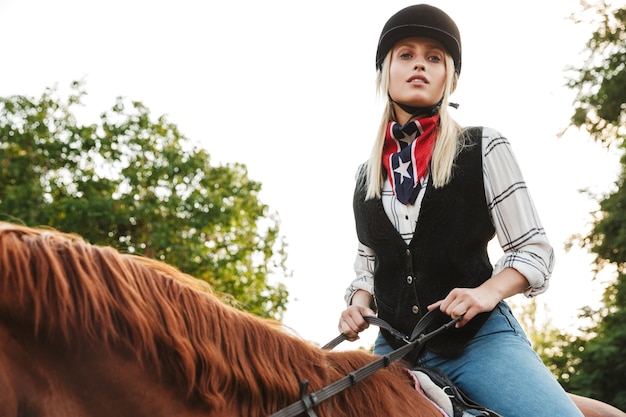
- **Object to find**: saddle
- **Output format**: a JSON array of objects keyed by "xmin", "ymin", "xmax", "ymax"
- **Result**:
[{"xmin": 409, "ymin": 365, "xmax": 502, "ymax": 417}]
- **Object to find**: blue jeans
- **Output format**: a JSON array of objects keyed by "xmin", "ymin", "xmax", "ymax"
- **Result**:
[{"xmin": 373, "ymin": 301, "xmax": 583, "ymax": 417}]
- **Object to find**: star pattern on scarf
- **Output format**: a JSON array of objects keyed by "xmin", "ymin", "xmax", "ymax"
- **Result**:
[{"xmin": 393, "ymin": 156, "xmax": 412, "ymax": 184}]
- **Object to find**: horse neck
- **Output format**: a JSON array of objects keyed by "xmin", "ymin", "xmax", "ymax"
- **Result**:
[{"xmin": 0, "ymin": 323, "xmax": 229, "ymax": 417}]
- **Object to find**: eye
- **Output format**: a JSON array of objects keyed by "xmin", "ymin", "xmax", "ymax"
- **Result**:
[
  {"xmin": 400, "ymin": 52, "xmax": 413, "ymax": 60},
  {"xmin": 428, "ymin": 55, "xmax": 442, "ymax": 63}
]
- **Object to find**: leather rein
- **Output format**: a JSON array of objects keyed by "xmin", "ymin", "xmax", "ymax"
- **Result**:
[{"xmin": 268, "ymin": 309, "xmax": 461, "ymax": 417}]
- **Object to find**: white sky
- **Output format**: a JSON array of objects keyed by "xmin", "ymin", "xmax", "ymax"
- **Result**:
[{"xmin": 1, "ymin": 0, "xmax": 621, "ymax": 349}]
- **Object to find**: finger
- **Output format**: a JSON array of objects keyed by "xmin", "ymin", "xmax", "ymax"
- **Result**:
[
  {"xmin": 451, "ymin": 305, "xmax": 467, "ymax": 318},
  {"xmin": 435, "ymin": 298, "xmax": 466, "ymax": 320},
  {"xmin": 339, "ymin": 321, "xmax": 361, "ymax": 341},
  {"xmin": 442, "ymin": 294, "xmax": 466, "ymax": 316},
  {"xmin": 427, "ymin": 300, "xmax": 443, "ymax": 311},
  {"xmin": 339, "ymin": 316, "xmax": 361, "ymax": 336},
  {"xmin": 352, "ymin": 307, "xmax": 374, "ymax": 329},
  {"xmin": 454, "ymin": 308, "xmax": 475, "ymax": 328},
  {"xmin": 347, "ymin": 315, "xmax": 369, "ymax": 333},
  {"xmin": 362, "ymin": 307, "xmax": 377, "ymax": 318}
]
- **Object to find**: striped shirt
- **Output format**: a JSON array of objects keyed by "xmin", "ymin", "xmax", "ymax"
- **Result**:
[{"xmin": 346, "ymin": 127, "xmax": 554, "ymax": 306}]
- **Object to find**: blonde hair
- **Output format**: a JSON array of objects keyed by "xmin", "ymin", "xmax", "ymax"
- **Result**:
[{"xmin": 364, "ymin": 53, "xmax": 464, "ymax": 200}]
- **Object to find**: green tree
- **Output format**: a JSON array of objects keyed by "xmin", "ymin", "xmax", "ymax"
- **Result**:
[
  {"xmin": 544, "ymin": 1, "xmax": 626, "ymax": 410},
  {"xmin": 0, "ymin": 81, "xmax": 289, "ymax": 320},
  {"xmin": 568, "ymin": 1, "xmax": 626, "ymax": 145},
  {"xmin": 508, "ymin": 299, "xmax": 571, "ymax": 368}
]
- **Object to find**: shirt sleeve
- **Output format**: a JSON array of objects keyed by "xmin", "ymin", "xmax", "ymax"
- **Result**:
[
  {"xmin": 482, "ymin": 127, "xmax": 554, "ymax": 297},
  {"xmin": 344, "ymin": 242, "xmax": 377, "ymax": 308}
]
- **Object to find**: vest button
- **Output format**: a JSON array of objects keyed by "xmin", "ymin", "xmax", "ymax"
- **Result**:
[
  {"xmin": 406, "ymin": 275, "xmax": 413, "ymax": 284},
  {"xmin": 412, "ymin": 305, "xmax": 419, "ymax": 314}
]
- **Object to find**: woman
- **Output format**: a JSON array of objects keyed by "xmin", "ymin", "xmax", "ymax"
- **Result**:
[{"xmin": 339, "ymin": 4, "xmax": 583, "ymax": 416}]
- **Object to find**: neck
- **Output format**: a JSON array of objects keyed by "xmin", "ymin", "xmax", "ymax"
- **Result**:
[
  {"xmin": 392, "ymin": 99, "xmax": 443, "ymax": 126},
  {"xmin": 394, "ymin": 105, "xmax": 411, "ymax": 126},
  {"xmin": 393, "ymin": 104, "xmax": 436, "ymax": 126}
]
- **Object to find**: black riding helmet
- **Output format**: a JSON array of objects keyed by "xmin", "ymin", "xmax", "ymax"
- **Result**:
[{"xmin": 376, "ymin": 4, "xmax": 462, "ymax": 75}]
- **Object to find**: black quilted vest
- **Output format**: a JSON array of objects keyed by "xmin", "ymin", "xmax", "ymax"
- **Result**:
[{"xmin": 353, "ymin": 127, "xmax": 495, "ymax": 358}]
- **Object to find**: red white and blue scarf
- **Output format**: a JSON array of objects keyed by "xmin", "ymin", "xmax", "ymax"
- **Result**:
[{"xmin": 382, "ymin": 115, "xmax": 439, "ymax": 205}]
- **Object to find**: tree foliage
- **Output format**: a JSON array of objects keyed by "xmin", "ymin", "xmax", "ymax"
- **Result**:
[
  {"xmin": 541, "ymin": 1, "xmax": 626, "ymax": 410},
  {"xmin": 509, "ymin": 299, "xmax": 572, "ymax": 369},
  {"xmin": 567, "ymin": 0, "xmax": 626, "ymax": 146},
  {"xmin": 0, "ymin": 81, "xmax": 289, "ymax": 320}
]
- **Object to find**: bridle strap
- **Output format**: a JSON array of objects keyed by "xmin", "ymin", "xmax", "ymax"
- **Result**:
[
  {"xmin": 268, "ymin": 309, "xmax": 461, "ymax": 417},
  {"xmin": 321, "ymin": 316, "xmax": 410, "ymax": 350}
]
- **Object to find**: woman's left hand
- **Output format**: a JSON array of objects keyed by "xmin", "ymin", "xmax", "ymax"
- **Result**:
[
  {"xmin": 427, "ymin": 286, "xmax": 499, "ymax": 327},
  {"xmin": 428, "ymin": 267, "xmax": 530, "ymax": 327}
]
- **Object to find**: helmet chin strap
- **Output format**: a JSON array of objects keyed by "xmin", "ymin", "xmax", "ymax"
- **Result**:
[{"xmin": 391, "ymin": 96, "xmax": 459, "ymax": 128}]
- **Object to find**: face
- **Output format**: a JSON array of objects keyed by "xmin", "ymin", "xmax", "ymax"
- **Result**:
[{"xmin": 388, "ymin": 37, "xmax": 447, "ymax": 112}]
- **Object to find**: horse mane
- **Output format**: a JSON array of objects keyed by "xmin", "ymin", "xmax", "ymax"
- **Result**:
[{"xmin": 0, "ymin": 222, "xmax": 439, "ymax": 417}]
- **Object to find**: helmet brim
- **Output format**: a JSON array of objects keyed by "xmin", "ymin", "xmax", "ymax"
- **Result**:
[{"xmin": 376, "ymin": 25, "xmax": 462, "ymax": 74}]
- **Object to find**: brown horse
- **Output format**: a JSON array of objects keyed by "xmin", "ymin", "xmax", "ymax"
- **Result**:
[{"xmin": 0, "ymin": 222, "xmax": 623, "ymax": 417}]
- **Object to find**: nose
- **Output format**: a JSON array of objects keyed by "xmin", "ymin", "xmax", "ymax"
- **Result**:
[{"xmin": 414, "ymin": 61, "xmax": 426, "ymax": 71}]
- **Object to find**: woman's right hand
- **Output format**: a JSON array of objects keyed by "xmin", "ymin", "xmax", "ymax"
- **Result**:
[{"xmin": 339, "ymin": 305, "xmax": 376, "ymax": 341}]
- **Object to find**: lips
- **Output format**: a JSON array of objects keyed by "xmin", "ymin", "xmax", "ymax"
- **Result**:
[{"xmin": 407, "ymin": 75, "xmax": 428, "ymax": 84}]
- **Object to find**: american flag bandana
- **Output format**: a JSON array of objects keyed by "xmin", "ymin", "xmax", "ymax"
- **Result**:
[{"xmin": 382, "ymin": 115, "xmax": 439, "ymax": 205}]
